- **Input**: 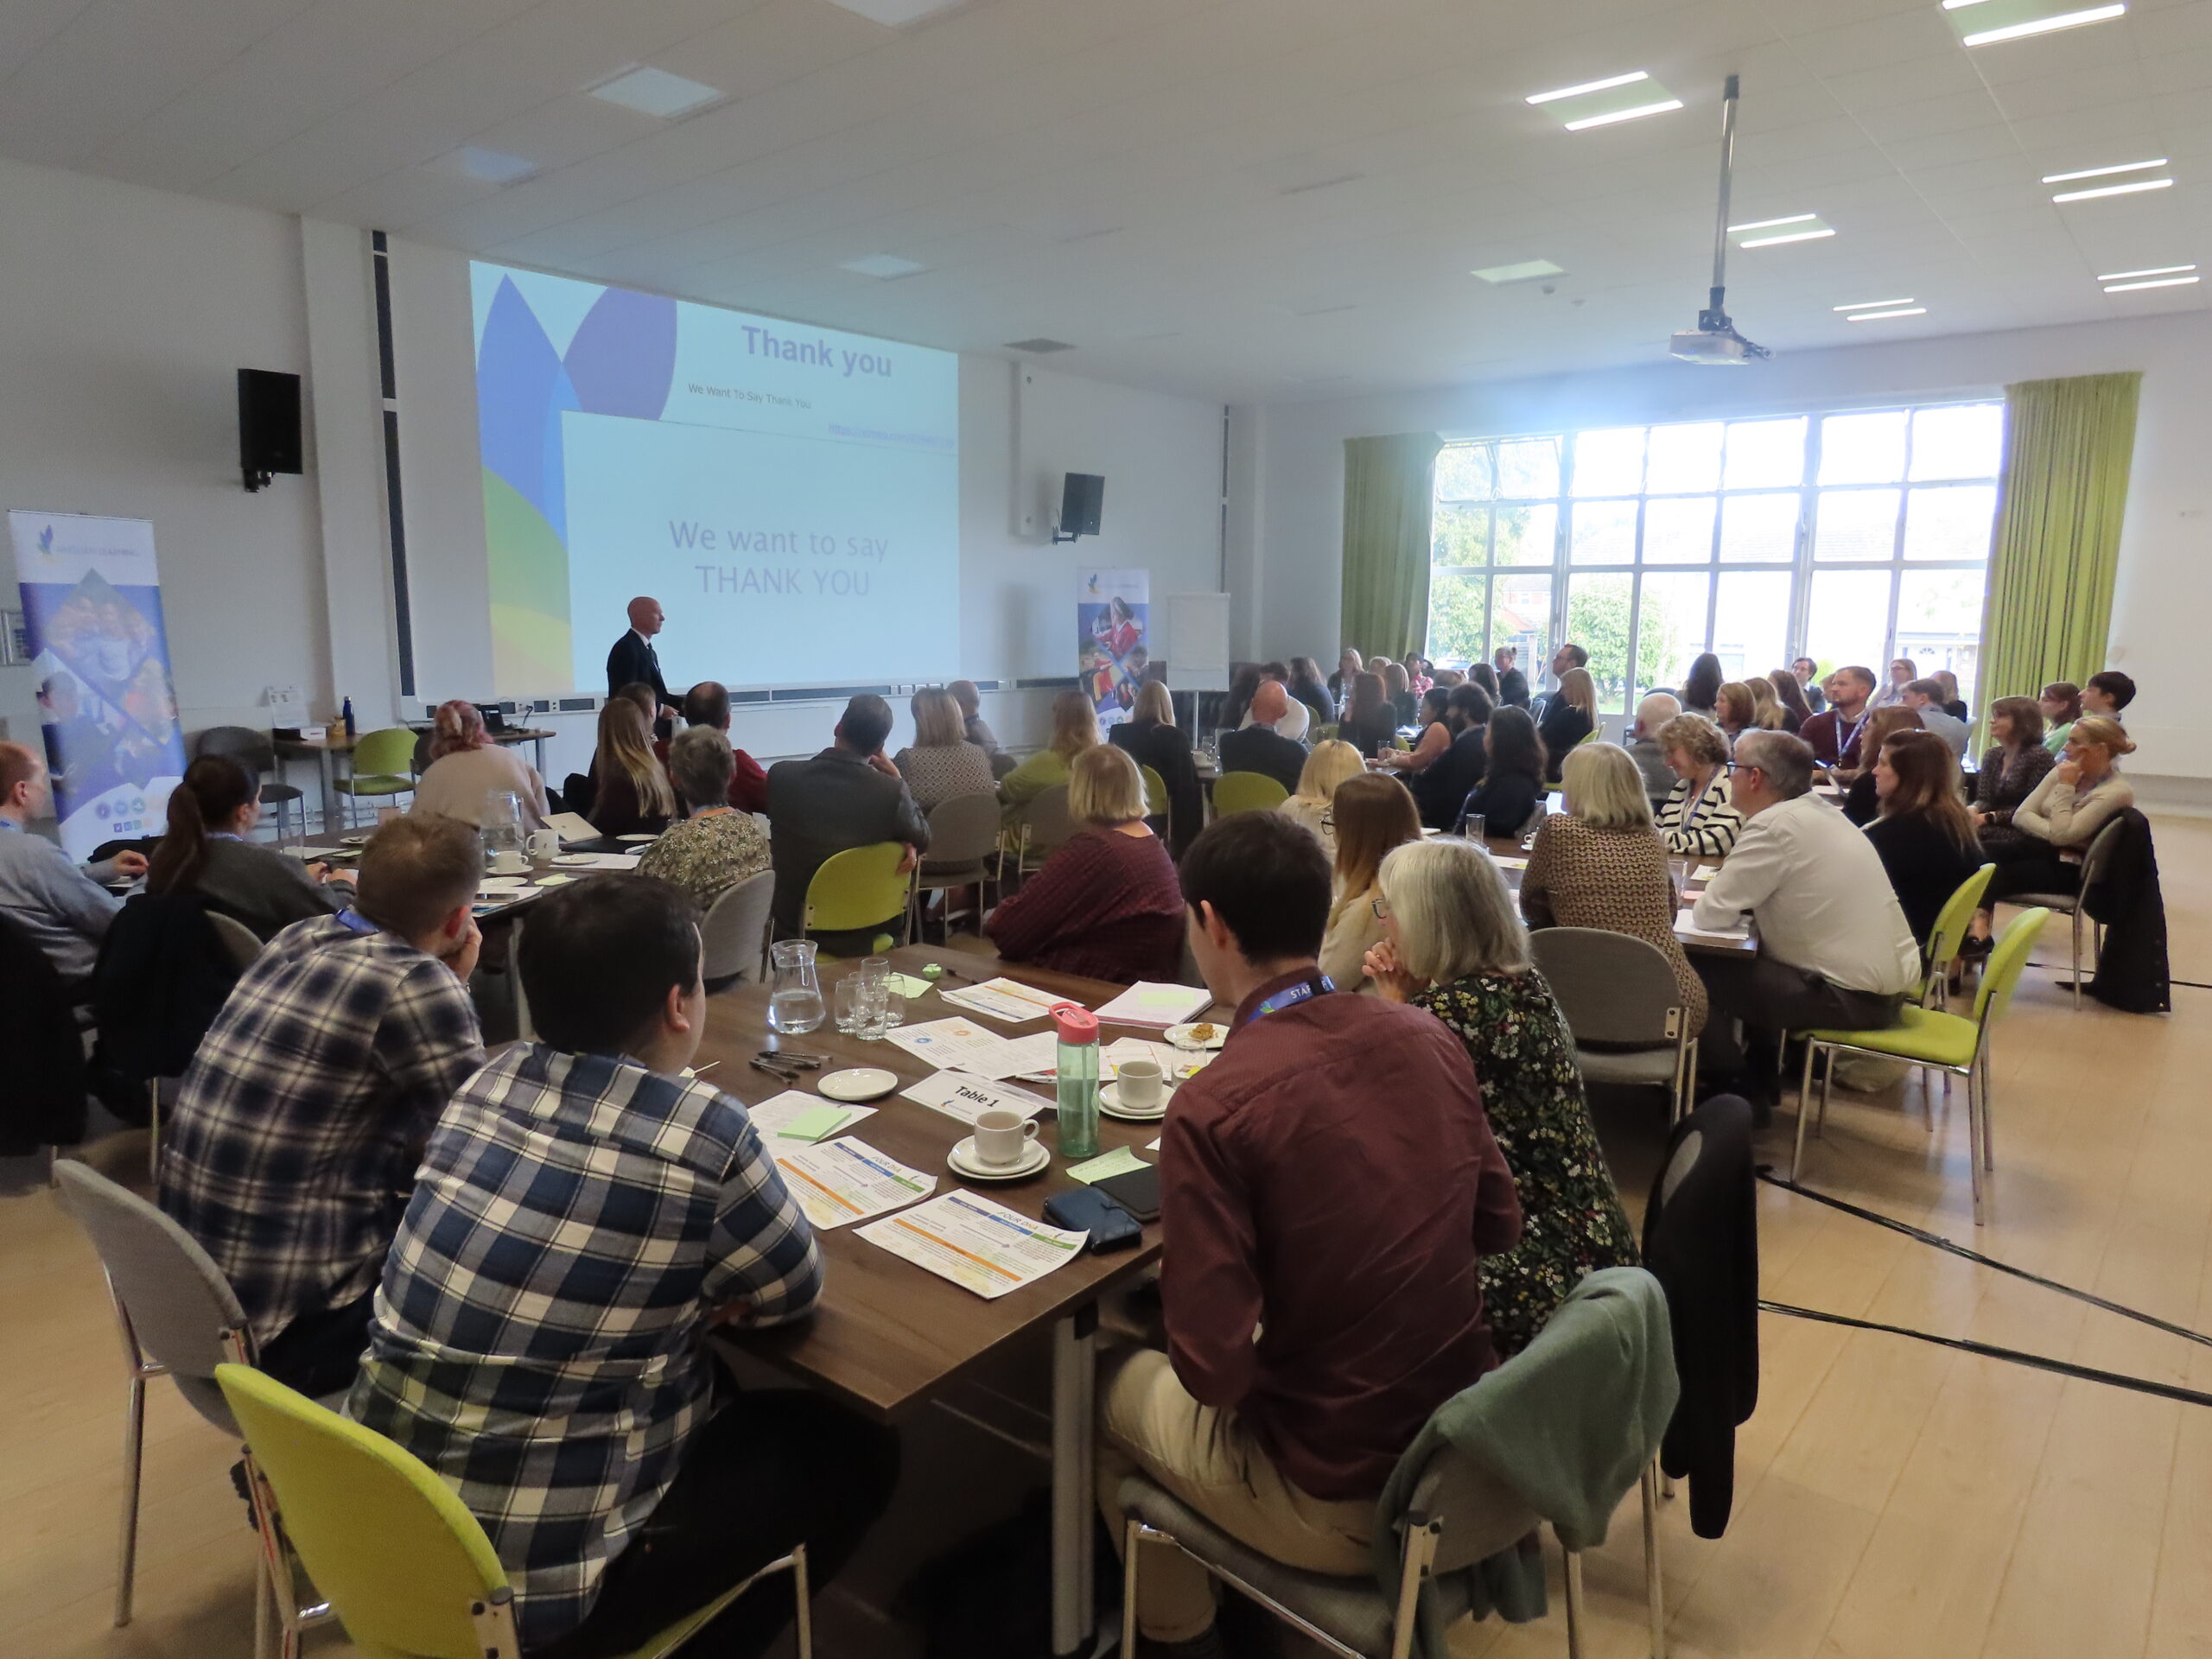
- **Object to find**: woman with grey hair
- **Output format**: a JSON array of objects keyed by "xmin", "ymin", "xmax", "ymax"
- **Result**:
[
  {"xmin": 637, "ymin": 726, "xmax": 769, "ymax": 907},
  {"xmin": 1363, "ymin": 837, "xmax": 1638, "ymax": 1354}
]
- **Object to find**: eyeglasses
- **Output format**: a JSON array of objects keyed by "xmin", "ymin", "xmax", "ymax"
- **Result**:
[{"xmin": 1370, "ymin": 897, "xmax": 1391, "ymax": 921}]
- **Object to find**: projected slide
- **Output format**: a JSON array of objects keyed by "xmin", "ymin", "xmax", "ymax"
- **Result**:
[{"xmin": 471, "ymin": 262, "xmax": 960, "ymax": 694}]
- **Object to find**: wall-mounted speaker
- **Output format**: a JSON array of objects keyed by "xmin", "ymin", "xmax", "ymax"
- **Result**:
[
  {"xmin": 238, "ymin": 368, "xmax": 302, "ymax": 492},
  {"xmin": 1053, "ymin": 472, "xmax": 1104, "ymax": 543}
]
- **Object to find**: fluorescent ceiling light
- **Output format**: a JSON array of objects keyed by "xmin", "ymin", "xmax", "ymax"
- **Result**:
[
  {"xmin": 587, "ymin": 65, "xmax": 722, "ymax": 118},
  {"xmin": 1472, "ymin": 258, "xmax": 1567, "ymax": 283},
  {"xmin": 839, "ymin": 254, "xmax": 926, "ymax": 278},
  {"xmin": 2103, "ymin": 275, "xmax": 2200, "ymax": 292},
  {"xmin": 2043, "ymin": 159, "xmax": 2166, "ymax": 183},
  {"xmin": 448, "ymin": 146, "xmax": 535, "ymax": 185},
  {"xmin": 820, "ymin": 0, "xmax": 969, "ymax": 22},
  {"xmin": 2098, "ymin": 263, "xmax": 2196, "ymax": 280},
  {"xmin": 1834, "ymin": 297, "xmax": 1912, "ymax": 310},
  {"xmin": 2052, "ymin": 177, "xmax": 2172, "ymax": 203},
  {"xmin": 1847, "ymin": 307, "xmax": 1927, "ymax": 320},
  {"xmin": 1962, "ymin": 4, "xmax": 2125, "ymax": 46},
  {"xmin": 1739, "ymin": 228, "xmax": 1837, "ymax": 248},
  {"xmin": 1527, "ymin": 70, "xmax": 1649, "ymax": 105},
  {"xmin": 1729, "ymin": 214, "xmax": 1817, "ymax": 232},
  {"xmin": 1562, "ymin": 99, "xmax": 1682, "ymax": 130}
]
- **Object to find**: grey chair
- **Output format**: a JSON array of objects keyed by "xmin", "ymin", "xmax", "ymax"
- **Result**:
[
  {"xmin": 1529, "ymin": 927, "xmax": 1698, "ymax": 1124},
  {"xmin": 208, "ymin": 911, "xmax": 267, "ymax": 975},
  {"xmin": 194, "ymin": 727, "xmax": 305, "ymax": 845},
  {"xmin": 50, "ymin": 1162, "xmax": 332, "ymax": 1657},
  {"xmin": 2002, "ymin": 815, "xmax": 2125, "ymax": 1009},
  {"xmin": 1119, "ymin": 1270, "xmax": 1673, "ymax": 1659},
  {"xmin": 914, "ymin": 791, "xmax": 1001, "ymax": 940},
  {"xmin": 1001, "ymin": 783, "xmax": 1077, "ymax": 880},
  {"xmin": 702, "ymin": 869, "xmax": 776, "ymax": 988}
]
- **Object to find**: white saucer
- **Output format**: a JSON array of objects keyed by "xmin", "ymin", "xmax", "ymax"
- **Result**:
[
  {"xmin": 950, "ymin": 1136, "xmax": 1049, "ymax": 1181},
  {"xmin": 1100, "ymin": 1080, "xmax": 1170, "ymax": 1122},
  {"xmin": 1164, "ymin": 1022, "xmax": 1225, "ymax": 1051},
  {"xmin": 617, "ymin": 832, "xmax": 658, "ymax": 843},
  {"xmin": 817, "ymin": 1067, "xmax": 899, "ymax": 1103}
]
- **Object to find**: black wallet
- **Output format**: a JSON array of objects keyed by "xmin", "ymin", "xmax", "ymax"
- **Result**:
[{"xmin": 1042, "ymin": 1186, "xmax": 1144, "ymax": 1252}]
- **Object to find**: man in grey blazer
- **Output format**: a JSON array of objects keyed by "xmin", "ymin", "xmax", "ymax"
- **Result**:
[{"xmin": 766, "ymin": 696, "xmax": 931, "ymax": 955}]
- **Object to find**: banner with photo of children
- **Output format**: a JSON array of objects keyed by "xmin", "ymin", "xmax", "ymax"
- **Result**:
[
  {"xmin": 1077, "ymin": 568, "xmax": 1149, "ymax": 731},
  {"xmin": 10, "ymin": 512, "xmax": 186, "ymax": 861}
]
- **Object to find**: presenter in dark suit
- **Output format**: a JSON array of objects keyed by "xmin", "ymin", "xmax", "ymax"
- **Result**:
[{"xmin": 607, "ymin": 596, "xmax": 681, "ymax": 735}]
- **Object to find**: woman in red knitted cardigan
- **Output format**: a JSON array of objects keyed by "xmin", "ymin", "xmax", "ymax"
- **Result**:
[{"xmin": 986, "ymin": 744, "xmax": 1185, "ymax": 983}]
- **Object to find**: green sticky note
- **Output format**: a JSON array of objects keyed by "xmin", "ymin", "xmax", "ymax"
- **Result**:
[
  {"xmin": 886, "ymin": 972, "xmax": 931, "ymax": 999},
  {"xmin": 1067, "ymin": 1146, "xmax": 1149, "ymax": 1185},
  {"xmin": 775, "ymin": 1105, "xmax": 852, "ymax": 1142}
]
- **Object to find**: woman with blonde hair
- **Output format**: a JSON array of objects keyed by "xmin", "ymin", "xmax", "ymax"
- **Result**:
[
  {"xmin": 1933, "ymin": 668, "xmax": 1969, "ymax": 722},
  {"xmin": 1279, "ymin": 739, "xmax": 1367, "ymax": 860},
  {"xmin": 1765, "ymin": 666, "xmax": 1812, "ymax": 733},
  {"xmin": 1108, "ymin": 677, "xmax": 1203, "ymax": 855},
  {"xmin": 893, "ymin": 686, "xmax": 995, "ymax": 809},
  {"xmin": 1382, "ymin": 659, "xmax": 1417, "ymax": 725},
  {"xmin": 1840, "ymin": 706, "xmax": 1923, "ymax": 824},
  {"xmin": 1535, "ymin": 665, "xmax": 1596, "ymax": 781},
  {"xmin": 1654, "ymin": 714, "xmax": 1745, "ymax": 857},
  {"xmin": 1521, "ymin": 743, "xmax": 1705, "ymax": 1035},
  {"xmin": 987, "ymin": 745, "xmax": 1184, "ymax": 982},
  {"xmin": 1980, "ymin": 716, "xmax": 2136, "ymax": 917},
  {"xmin": 1000, "ymin": 689, "xmax": 1101, "ymax": 826},
  {"xmin": 1745, "ymin": 676, "xmax": 1789, "ymax": 733},
  {"xmin": 1318, "ymin": 772, "xmax": 1423, "ymax": 992},
  {"xmin": 410, "ymin": 697, "xmax": 551, "ymax": 832},
  {"xmin": 1362, "ymin": 838, "xmax": 1638, "ymax": 1354},
  {"xmin": 583, "ymin": 696, "xmax": 674, "ymax": 837}
]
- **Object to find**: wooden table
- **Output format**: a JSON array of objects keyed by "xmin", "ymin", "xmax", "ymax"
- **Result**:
[
  {"xmin": 694, "ymin": 944, "xmax": 1208, "ymax": 1658},
  {"xmin": 274, "ymin": 726, "xmax": 556, "ymax": 832}
]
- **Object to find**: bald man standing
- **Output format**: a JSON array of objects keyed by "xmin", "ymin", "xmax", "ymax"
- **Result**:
[{"xmin": 607, "ymin": 596, "xmax": 680, "ymax": 735}]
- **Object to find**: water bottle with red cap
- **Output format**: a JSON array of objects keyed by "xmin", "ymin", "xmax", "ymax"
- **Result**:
[{"xmin": 1052, "ymin": 1003, "xmax": 1101, "ymax": 1159}]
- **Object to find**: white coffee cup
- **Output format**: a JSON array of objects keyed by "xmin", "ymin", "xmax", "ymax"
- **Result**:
[
  {"xmin": 527, "ymin": 829, "xmax": 560, "ymax": 862},
  {"xmin": 1116, "ymin": 1058, "xmax": 1166, "ymax": 1109},
  {"xmin": 491, "ymin": 849, "xmax": 526, "ymax": 874},
  {"xmin": 972, "ymin": 1107, "xmax": 1039, "ymax": 1167}
]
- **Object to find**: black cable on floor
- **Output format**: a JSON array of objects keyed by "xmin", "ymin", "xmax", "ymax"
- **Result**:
[
  {"xmin": 1756, "ymin": 1166, "xmax": 2212, "ymax": 1350},
  {"xmin": 1759, "ymin": 1300, "xmax": 2212, "ymax": 1409}
]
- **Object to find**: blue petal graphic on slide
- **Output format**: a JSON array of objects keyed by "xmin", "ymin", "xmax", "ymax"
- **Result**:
[
  {"xmin": 564, "ymin": 287, "xmax": 677, "ymax": 420},
  {"xmin": 477, "ymin": 275, "xmax": 573, "ymax": 524}
]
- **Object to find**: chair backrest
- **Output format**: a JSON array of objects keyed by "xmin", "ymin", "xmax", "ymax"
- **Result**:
[
  {"xmin": 804, "ymin": 842, "xmax": 912, "ymax": 933},
  {"xmin": 922, "ymin": 791, "xmax": 1002, "ymax": 867},
  {"xmin": 214, "ymin": 1363, "xmax": 510, "ymax": 1659},
  {"xmin": 1018, "ymin": 783, "xmax": 1078, "ymax": 853},
  {"xmin": 207, "ymin": 911, "xmax": 267, "ymax": 973},
  {"xmin": 1213, "ymin": 771, "xmax": 1289, "ymax": 816},
  {"xmin": 194, "ymin": 724, "xmax": 276, "ymax": 772},
  {"xmin": 1925, "ymin": 862, "xmax": 1996, "ymax": 988},
  {"xmin": 702, "ymin": 869, "xmax": 776, "ymax": 983},
  {"xmin": 353, "ymin": 727, "xmax": 419, "ymax": 779},
  {"xmin": 1140, "ymin": 765, "xmax": 1169, "ymax": 817},
  {"xmin": 1974, "ymin": 905, "xmax": 2051, "ymax": 1027},
  {"xmin": 53, "ymin": 1160, "xmax": 249, "ymax": 1377},
  {"xmin": 2078, "ymin": 813, "xmax": 2128, "ymax": 892},
  {"xmin": 1528, "ymin": 927, "xmax": 1681, "ymax": 1048}
]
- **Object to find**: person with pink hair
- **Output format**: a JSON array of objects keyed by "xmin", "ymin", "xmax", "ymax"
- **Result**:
[{"xmin": 410, "ymin": 699, "xmax": 550, "ymax": 831}]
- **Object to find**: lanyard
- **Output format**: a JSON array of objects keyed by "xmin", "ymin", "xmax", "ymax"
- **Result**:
[
  {"xmin": 1840, "ymin": 709, "xmax": 1870, "ymax": 757},
  {"xmin": 1681, "ymin": 769, "xmax": 1720, "ymax": 824},
  {"xmin": 1243, "ymin": 974, "xmax": 1335, "ymax": 1026}
]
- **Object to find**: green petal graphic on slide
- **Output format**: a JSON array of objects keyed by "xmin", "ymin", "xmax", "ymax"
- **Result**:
[{"xmin": 484, "ymin": 468, "xmax": 573, "ymax": 692}]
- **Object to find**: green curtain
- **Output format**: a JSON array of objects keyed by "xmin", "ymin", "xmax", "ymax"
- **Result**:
[
  {"xmin": 1340, "ymin": 432, "xmax": 1444, "ymax": 662},
  {"xmin": 1977, "ymin": 372, "xmax": 2139, "ymax": 729}
]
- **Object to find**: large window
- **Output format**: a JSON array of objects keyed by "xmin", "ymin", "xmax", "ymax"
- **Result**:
[{"xmin": 1427, "ymin": 403, "xmax": 2002, "ymax": 712}]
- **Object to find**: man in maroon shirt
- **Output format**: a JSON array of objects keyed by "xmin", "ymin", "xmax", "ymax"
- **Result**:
[
  {"xmin": 673, "ymin": 682, "xmax": 770, "ymax": 812},
  {"xmin": 1097, "ymin": 812, "xmax": 1522, "ymax": 1657},
  {"xmin": 1799, "ymin": 664, "xmax": 1877, "ymax": 768}
]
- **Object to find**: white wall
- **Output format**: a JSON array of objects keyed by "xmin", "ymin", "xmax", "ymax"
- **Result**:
[
  {"xmin": 1233, "ymin": 310, "xmax": 2212, "ymax": 788},
  {"xmin": 0, "ymin": 154, "xmax": 331, "ymax": 760}
]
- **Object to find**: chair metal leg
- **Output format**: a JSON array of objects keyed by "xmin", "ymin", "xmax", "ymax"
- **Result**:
[
  {"xmin": 1641, "ymin": 1461, "xmax": 1667, "ymax": 1659},
  {"xmin": 147, "ymin": 1081, "xmax": 161, "ymax": 1187},
  {"xmin": 1791, "ymin": 1042, "xmax": 1816, "ymax": 1181},
  {"xmin": 791, "ymin": 1542, "xmax": 812, "ymax": 1659},
  {"xmin": 114, "ymin": 1370, "xmax": 144, "ymax": 1626},
  {"xmin": 1817, "ymin": 1047, "xmax": 1834, "ymax": 1138},
  {"xmin": 254, "ymin": 1557, "xmax": 270, "ymax": 1659},
  {"xmin": 2070, "ymin": 906, "xmax": 2084, "ymax": 1008},
  {"xmin": 1562, "ymin": 1541, "xmax": 1587, "ymax": 1659},
  {"xmin": 1122, "ymin": 1516, "xmax": 1141, "ymax": 1659},
  {"xmin": 1964, "ymin": 1063, "xmax": 1984, "ymax": 1228},
  {"xmin": 1980, "ymin": 1055, "xmax": 1995, "ymax": 1174}
]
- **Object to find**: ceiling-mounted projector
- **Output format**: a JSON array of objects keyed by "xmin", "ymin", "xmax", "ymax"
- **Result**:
[{"xmin": 1671, "ymin": 74, "xmax": 1770, "ymax": 367}]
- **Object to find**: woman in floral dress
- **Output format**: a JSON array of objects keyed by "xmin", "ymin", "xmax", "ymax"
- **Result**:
[{"xmin": 1363, "ymin": 837, "xmax": 1640, "ymax": 1355}]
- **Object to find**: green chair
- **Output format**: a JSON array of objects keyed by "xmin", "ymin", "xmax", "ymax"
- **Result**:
[
  {"xmin": 1212, "ymin": 770, "xmax": 1289, "ymax": 817},
  {"xmin": 1923, "ymin": 863, "xmax": 1996, "ymax": 1010},
  {"xmin": 334, "ymin": 728, "xmax": 419, "ymax": 828},
  {"xmin": 802, "ymin": 842, "xmax": 915, "ymax": 952},
  {"xmin": 1140, "ymin": 764, "xmax": 1169, "ymax": 818},
  {"xmin": 213, "ymin": 1363, "xmax": 812, "ymax": 1659},
  {"xmin": 1794, "ymin": 906, "xmax": 2050, "ymax": 1225}
]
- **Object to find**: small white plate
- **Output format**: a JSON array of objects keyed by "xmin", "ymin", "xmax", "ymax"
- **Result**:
[
  {"xmin": 949, "ymin": 1136, "xmax": 1049, "ymax": 1182},
  {"xmin": 1164, "ymin": 1022, "xmax": 1225, "ymax": 1051},
  {"xmin": 617, "ymin": 833, "xmax": 658, "ymax": 843},
  {"xmin": 1100, "ymin": 1080, "xmax": 1171, "ymax": 1122},
  {"xmin": 340, "ymin": 831, "xmax": 373, "ymax": 846},
  {"xmin": 817, "ymin": 1067, "xmax": 899, "ymax": 1103}
]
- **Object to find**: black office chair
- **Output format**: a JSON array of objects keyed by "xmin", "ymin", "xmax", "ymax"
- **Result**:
[{"xmin": 194, "ymin": 726, "xmax": 307, "ymax": 844}]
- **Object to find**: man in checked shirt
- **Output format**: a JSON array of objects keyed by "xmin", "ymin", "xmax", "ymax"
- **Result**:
[{"xmin": 350, "ymin": 874, "xmax": 898, "ymax": 1658}]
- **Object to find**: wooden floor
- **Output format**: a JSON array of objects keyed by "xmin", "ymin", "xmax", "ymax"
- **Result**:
[{"xmin": 5, "ymin": 815, "xmax": 2209, "ymax": 1658}]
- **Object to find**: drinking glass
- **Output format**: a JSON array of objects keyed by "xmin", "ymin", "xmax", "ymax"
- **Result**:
[
  {"xmin": 861, "ymin": 955, "xmax": 903, "ymax": 1028},
  {"xmin": 834, "ymin": 975, "xmax": 869, "ymax": 1034},
  {"xmin": 1456, "ymin": 810, "xmax": 1486, "ymax": 842},
  {"xmin": 768, "ymin": 940, "xmax": 825, "ymax": 1034},
  {"xmin": 853, "ymin": 977, "xmax": 891, "ymax": 1041}
]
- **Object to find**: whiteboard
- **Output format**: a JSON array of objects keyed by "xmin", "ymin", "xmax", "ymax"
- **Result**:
[{"xmin": 1164, "ymin": 591, "xmax": 1230, "ymax": 691}]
